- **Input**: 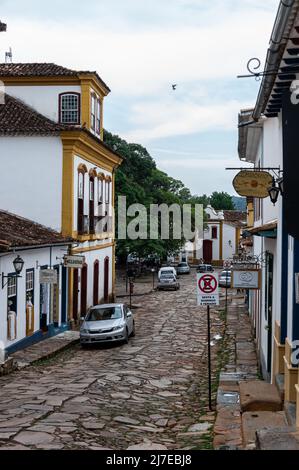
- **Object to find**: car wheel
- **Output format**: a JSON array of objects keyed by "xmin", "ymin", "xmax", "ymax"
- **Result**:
[
  {"xmin": 124, "ymin": 328, "xmax": 129, "ymax": 344},
  {"xmin": 130, "ymin": 322, "xmax": 136, "ymax": 337}
]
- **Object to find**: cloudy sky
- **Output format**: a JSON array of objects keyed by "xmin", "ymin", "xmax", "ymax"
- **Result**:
[{"xmin": 0, "ymin": 0, "xmax": 280, "ymax": 196}]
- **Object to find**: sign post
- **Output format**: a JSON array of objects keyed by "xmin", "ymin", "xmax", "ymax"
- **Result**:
[{"xmin": 197, "ymin": 272, "xmax": 220, "ymax": 411}]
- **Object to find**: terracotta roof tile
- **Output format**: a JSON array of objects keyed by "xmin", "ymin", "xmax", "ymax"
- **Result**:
[
  {"xmin": 0, "ymin": 93, "xmax": 68, "ymax": 136},
  {"xmin": 0, "ymin": 210, "xmax": 72, "ymax": 252},
  {"xmin": 223, "ymin": 210, "xmax": 247, "ymax": 225}
]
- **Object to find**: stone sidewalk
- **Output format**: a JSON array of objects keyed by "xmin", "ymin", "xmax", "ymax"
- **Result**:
[
  {"xmin": 213, "ymin": 299, "xmax": 299, "ymax": 450},
  {"xmin": 9, "ymin": 331, "xmax": 80, "ymax": 370}
]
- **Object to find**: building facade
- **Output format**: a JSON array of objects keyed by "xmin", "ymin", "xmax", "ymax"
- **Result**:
[
  {"xmin": 182, "ymin": 206, "xmax": 246, "ymax": 265},
  {"xmin": 0, "ymin": 210, "xmax": 72, "ymax": 355},
  {"xmin": 236, "ymin": 0, "xmax": 299, "ymax": 427},
  {"xmin": 0, "ymin": 63, "xmax": 123, "ymax": 329}
]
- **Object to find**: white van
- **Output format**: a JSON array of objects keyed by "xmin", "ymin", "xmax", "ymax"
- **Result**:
[{"xmin": 158, "ymin": 267, "xmax": 177, "ymax": 280}]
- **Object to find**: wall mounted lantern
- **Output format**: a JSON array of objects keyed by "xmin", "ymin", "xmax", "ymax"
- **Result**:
[
  {"xmin": 2, "ymin": 255, "xmax": 25, "ymax": 289},
  {"xmin": 268, "ymin": 178, "xmax": 280, "ymax": 206}
]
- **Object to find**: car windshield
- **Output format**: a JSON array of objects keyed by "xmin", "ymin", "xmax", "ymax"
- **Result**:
[
  {"xmin": 178, "ymin": 263, "xmax": 187, "ymax": 267},
  {"xmin": 221, "ymin": 271, "xmax": 231, "ymax": 277},
  {"xmin": 161, "ymin": 270, "xmax": 173, "ymax": 275},
  {"xmin": 86, "ymin": 306, "xmax": 123, "ymax": 322}
]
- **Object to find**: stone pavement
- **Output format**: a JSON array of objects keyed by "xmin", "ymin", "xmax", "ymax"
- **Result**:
[
  {"xmin": 10, "ymin": 331, "xmax": 80, "ymax": 370},
  {"xmin": 0, "ymin": 272, "xmax": 225, "ymax": 450}
]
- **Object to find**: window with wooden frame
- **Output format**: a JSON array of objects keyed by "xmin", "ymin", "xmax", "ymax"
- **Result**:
[
  {"xmin": 105, "ymin": 178, "xmax": 111, "ymax": 204},
  {"xmin": 77, "ymin": 167, "xmax": 86, "ymax": 234},
  {"xmin": 7, "ymin": 275, "xmax": 17, "ymax": 313},
  {"xmin": 59, "ymin": 93, "xmax": 80, "ymax": 124},
  {"xmin": 89, "ymin": 176, "xmax": 95, "ymax": 234},
  {"xmin": 26, "ymin": 270, "xmax": 34, "ymax": 303}
]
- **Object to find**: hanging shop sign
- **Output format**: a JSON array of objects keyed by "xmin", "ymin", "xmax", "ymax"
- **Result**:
[
  {"xmin": 233, "ymin": 171, "xmax": 273, "ymax": 198},
  {"xmin": 64, "ymin": 255, "xmax": 85, "ymax": 269},
  {"xmin": 39, "ymin": 269, "xmax": 58, "ymax": 285},
  {"xmin": 231, "ymin": 269, "xmax": 261, "ymax": 290},
  {"xmin": 197, "ymin": 273, "xmax": 220, "ymax": 306}
]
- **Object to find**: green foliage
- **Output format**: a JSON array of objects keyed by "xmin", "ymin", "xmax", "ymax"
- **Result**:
[
  {"xmin": 103, "ymin": 130, "xmax": 232, "ymax": 261},
  {"xmin": 210, "ymin": 191, "xmax": 234, "ymax": 210}
]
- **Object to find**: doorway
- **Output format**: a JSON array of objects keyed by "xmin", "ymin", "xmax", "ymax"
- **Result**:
[
  {"xmin": 93, "ymin": 261, "xmax": 99, "ymax": 306},
  {"xmin": 72, "ymin": 269, "xmax": 79, "ymax": 322},
  {"xmin": 203, "ymin": 240, "xmax": 213, "ymax": 264},
  {"xmin": 104, "ymin": 257, "xmax": 109, "ymax": 302},
  {"xmin": 265, "ymin": 252, "xmax": 274, "ymax": 374},
  {"xmin": 80, "ymin": 264, "xmax": 88, "ymax": 316}
]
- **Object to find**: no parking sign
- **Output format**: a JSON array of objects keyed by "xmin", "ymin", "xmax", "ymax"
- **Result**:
[{"xmin": 197, "ymin": 273, "xmax": 219, "ymax": 306}]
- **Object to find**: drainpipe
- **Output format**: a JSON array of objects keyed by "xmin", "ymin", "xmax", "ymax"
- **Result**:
[{"xmin": 253, "ymin": 0, "xmax": 298, "ymax": 120}]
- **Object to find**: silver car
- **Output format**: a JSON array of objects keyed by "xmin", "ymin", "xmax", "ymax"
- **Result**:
[
  {"xmin": 157, "ymin": 274, "xmax": 180, "ymax": 291},
  {"xmin": 177, "ymin": 262, "xmax": 191, "ymax": 275},
  {"xmin": 80, "ymin": 304, "xmax": 135, "ymax": 347}
]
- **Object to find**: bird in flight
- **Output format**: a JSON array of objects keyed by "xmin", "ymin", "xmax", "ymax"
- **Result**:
[{"xmin": 172, "ymin": 84, "xmax": 177, "ymax": 90}]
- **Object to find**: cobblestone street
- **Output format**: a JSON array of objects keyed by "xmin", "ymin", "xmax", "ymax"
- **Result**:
[{"xmin": 0, "ymin": 271, "xmax": 225, "ymax": 450}]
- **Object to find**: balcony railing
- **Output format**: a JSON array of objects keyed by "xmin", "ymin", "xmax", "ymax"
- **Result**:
[{"xmin": 78, "ymin": 214, "xmax": 113, "ymax": 236}]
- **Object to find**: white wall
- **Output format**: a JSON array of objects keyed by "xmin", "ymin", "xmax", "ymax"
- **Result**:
[
  {"xmin": 223, "ymin": 224, "xmax": 237, "ymax": 260},
  {"xmin": 262, "ymin": 118, "xmax": 282, "ymax": 224},
  {"xmin": 6, "ymin": 85, "xmax": 81, "ymax": 123},
  {"xmin": 0, "ymin": 246, "xmax": 68, "ymax": 351},
  {"xmin": 0, "ymin": 137, "xmax": 63, "ymax": 231}
]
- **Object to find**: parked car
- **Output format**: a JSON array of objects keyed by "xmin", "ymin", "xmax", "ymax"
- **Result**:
[
  {"xmin": 157, "ymin": 274, "xmax": 180, "ymax": 291},
  {"xmin": 219, "ymin": 270, "xmax": 232, "ymax": 288},
  {"xmin": 158, "ymin": 266, "xmax": 177, "ymax": 280},
  {"xmin": 197, "ymin": 264, "xmax": 214, "ymax": 273},
  {"xmin": 80, "ymin": 304, "xmax": 135, "ymax": 346},
  {"xmin": 177, "ymin": 262, "xmax": 191, "ymax": 275}
]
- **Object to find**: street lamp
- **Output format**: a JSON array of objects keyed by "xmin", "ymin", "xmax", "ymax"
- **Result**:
[
  {"xmin": 2, "ymin": 255, "xmax": 25, "ymax": 289},
  {"xmin": 268, "ymin": 178, "xmax": 280, "ymax": 205},
  {"xmin": 277, "ymin": 177, "xmax": 284, "ymax": 196}
]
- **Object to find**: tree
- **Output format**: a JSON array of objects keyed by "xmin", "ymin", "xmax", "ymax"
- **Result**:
[{"xmin": 210, "ymin": 192, "xmax": 234, "ymax": 210}]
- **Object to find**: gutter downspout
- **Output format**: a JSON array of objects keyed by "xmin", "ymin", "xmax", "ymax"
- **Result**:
[{"xmin": 253, "ymin": 0, "xmax": 297, "ymax": 120}]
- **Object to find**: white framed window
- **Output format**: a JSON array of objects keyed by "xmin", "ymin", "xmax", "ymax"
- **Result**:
[
  {"xmin": 96, "ymin": 98, "xmax": 101, "ymax": 135},
  {"xmin": 105, "ymin": 180, "xmax": 110, "ymax": 204},
  {"xmin": 91, "ymin": 93, "xmax": 96, "ymax": 130},
  {"xmin": 8, "ymin": 276, "xmax": 17, "ymax": 298},
  {"xmin": 90, "ymin": 178, "xmax": 95, "ymax": 201},
  {"xmin": 98, "ymin": 178, "xmax": 104, "ymax": 203},
  {"xmin": 26, "ymin": 270, "xmax": 34, "ymax": 303},
  {"xmin": 78, "ymin": 172, "xmax": 84, "ymax": 200},
  {"xmin": 59, "ymin": 93, "xmax": 80, "ymax": 124}
]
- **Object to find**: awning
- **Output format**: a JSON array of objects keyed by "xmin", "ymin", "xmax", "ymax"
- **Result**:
[{"xmin": 247, "ymin": 221, "xmax": 277, "ymax": 239}]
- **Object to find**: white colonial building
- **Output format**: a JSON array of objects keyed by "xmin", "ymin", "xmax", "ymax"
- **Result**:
[
  {"xmin": 0, "ymin": 210, "xmax": 72, "ymax": 356},
  {"xmin": 0, "ymin": 63, "xmax": 122, "ymax": 331},
  {"xmin": 182, "ymin": 205, "xmax": 246, "ymax": 265}
]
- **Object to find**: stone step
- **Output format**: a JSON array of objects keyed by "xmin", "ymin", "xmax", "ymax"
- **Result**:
[
  {"xmin": 275, "ymin": 373, "xmax": 285, "ymax": 402},
  {"xmin": 256, "ymin": 427, "xmax": 299, "ymax": 450},
  {"xmin": 239, "ymin": 380, "xmax": 282, "ymax": 412},
  {"xmin": 242, "ymin": 411, "xmax": 287, "ymax": 450}
]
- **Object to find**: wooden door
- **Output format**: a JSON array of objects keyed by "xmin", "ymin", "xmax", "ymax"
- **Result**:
[
  {"xmin": 203, "ymin": 240, "xmax": 213, "ymax": 264},
  {"xmin": 104, "ymin": 257, "xmax": 109, "ymax": 302},
  {"xmin": 80, "ymin": 264, "xmax": 88, "ymax": 316},
  {"xmin": 73, "ymin": 269, "xmax": 79, "ymax": 321},
  {"xmin": 93, "ymin": 261, "xmax": 99, "ymax": 306}
]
